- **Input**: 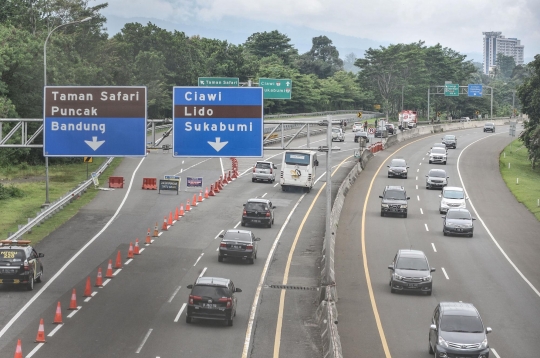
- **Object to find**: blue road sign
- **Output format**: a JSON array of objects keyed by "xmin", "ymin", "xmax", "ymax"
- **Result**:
[
  {"xmin": 468, "ymin": 84, "xmax": 483, "ymax": 97},
  {"xmin": 173, "ymin": 87, "xmax": 263, "ymax": 157},
  {"xmin": 44, "ymin": 86, "xmax": 147, "ymax": 157}
]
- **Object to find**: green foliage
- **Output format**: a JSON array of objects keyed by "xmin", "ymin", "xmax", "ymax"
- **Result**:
[
  {"xmin": 244, "ymin": 30, "xmax": 298, "ymax": 66},
  {"xmin": 518, "ymin": 54, "xmax": 540, "ymax": 169},
  {"xmin": 0, "ymin": 183, "xmax": 25, "ymax": 200},
  {"xmin": 296, "ymin": 36, "xmax": 343, "ymax": 79},
  {"xmin": 496, "ymin": 54, "xmax": 516, "ymax": 79}
]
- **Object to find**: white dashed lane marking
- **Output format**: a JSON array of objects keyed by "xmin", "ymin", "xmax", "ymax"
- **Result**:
[
  {"xmin": 431, "ymin": 243, "xmax": 437, "ymax": 252},
  {"xmin": 442, "ymin": 267, "xmax": 449, "ymax": 280}
]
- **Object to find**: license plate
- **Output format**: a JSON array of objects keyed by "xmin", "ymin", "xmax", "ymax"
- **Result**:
[
  {"xmin": 232, "ymin": 245, "xmax": 242, "ymax": 249},
  {"xmin": 251, "ymin": 220, "xmax": 260, "ymax": 223},
  {"xmin": 0, "ymin": 269, "xmax": 16, "ymax": 274},
  {"xmin": 408, "ymin": 284, "xmax": 418, "ymax": 288},
  {"xmin": 202, "ymin": 303, "xmax": 216, "ymax": 308},
  {"xmin": 456, "ymin": 228, "xmax": 462, "ymax": 232}
]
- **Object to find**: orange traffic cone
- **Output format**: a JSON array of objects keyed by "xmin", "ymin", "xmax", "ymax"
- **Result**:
[
  {"xmin": 174, "ymin": 207, "xmax": 179, "ymax": 221},
  {"xmin": 53, "ymin": 302, "xmax": 63, "ymax": 324},
  {"xmin": 199, "ymin": 190, "xmax": 203, "ymax": 201},
  {"xmin": 68, "ymin": 288, "xmax": 78, "ymax": 310},
  {"xmin": 95, "ymin": 268, "xmax": 104, "ymax": 287},
  {"xmin": 186, "ymin": 199, "xmax": 191, "ymax": 212},
  {"xmin": 146, "ymin": 230, "xmax": 152, "ymax": 244},
  {"xmin": 105, "ymin": 259, "xmax": 114, "ymax": 278},
  {"xmin": 227, "ymin": 171, "xmax": 232, "ymax": 182},
  {"xmin": 134, "ymin": 239, "xmax": 140, "ymax": 255},
  {"xmin": 168, "ymin": 212, "xmax": 173, "ymax": 225},
  {"xmin": 14, "ymin": 339, "xmax": 22, "ymax": 358},
  {"xmin": 204, "ymin": 187, "xmax": 209, "ymax": 199},
  {"xmin": 209, "ymin": 184, "xmax": 215, "ymax": 196},
  {"xmin": 35, "ymin": 318, "xmax": 46, "ymax": 343},
  {"xmin": 179, "ymin": 204, "xmax": 185, "ymax": 216},
  {"xmin": 214, "ymin": 181, "xmax": 220, "ymax": 193},
  {"xmin": 115, "ymin": 251, "xmax": 122, "ymax": 269},
  {"xmin": 224, "ymin": 172, "xmax": 230, "ymax": 184},
  {"xmin": 218, "ymin": 176, "xmax": 224, "ymax": 189},
  {"xmin": 127, "ymin": 242, "xmax": 134, "ymax": 259},
  {"xmin": 162, "ymin": 216, "xmax": 168, "ymax": 231},
  {"xmin": 152, "ymin": 224, "xmax": 158, "ymax": 237},
  {"xmin": 192, "ymin": 194, "xmax": 197, "ymax": 207},
  {"xmin": 83, "ymin": 277, "xmax": 92, "ymax": 297}
]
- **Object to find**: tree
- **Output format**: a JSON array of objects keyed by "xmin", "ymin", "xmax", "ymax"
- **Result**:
[
  {"xmin": 518, "ymin": 54, "xmax": 540, "ymax": 169},
  {"xmin": 343, "ymin": 53, "xmax": 358, "ymax": 73},
  {"xmin": 496, "ymin": 54, "xmax": 516, "ymax": 79},
  {"xmin": 244, "ymin": 30, "xmax": 298, "ymax": 65},
  {"xmin": 297, "ymin": 36, "xmax": 343, "ymax": 79}
]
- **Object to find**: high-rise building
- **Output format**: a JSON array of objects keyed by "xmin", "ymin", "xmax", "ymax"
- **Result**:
[{"xmin": 482, "ymin": 32, "xmax": 524, "ymax": 74}]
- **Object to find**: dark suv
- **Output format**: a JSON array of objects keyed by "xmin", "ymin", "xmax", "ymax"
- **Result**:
[
  {"xmin": 241, "ymin": 198, "xmax": 275, "ymax": 228},
  {"xmin": 379, "ymin": 186, "xmax": 410, "ymax": 218},
  {"xmin": 442, "ymin": 134, "xmax": 457, "ymax": 149},
  {"xmin": 185, "ymin": 277, "xmax": 242, "ymax": 326},
  {"xmin": 429, "ymin": 302, "xmax": 492, "ymax": 357},
  {"xmin": 388, "ymin": 249, "xmax": 435, "ymax": 295},
  {"xmin": 218, "ymin": 229, "xmax": 260, "ymax": 264},
  {"xmin": 0, "ymin": 240, "xmax": 44, "ymax": 290}
]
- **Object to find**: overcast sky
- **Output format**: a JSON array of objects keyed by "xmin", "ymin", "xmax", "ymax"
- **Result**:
[{"xmin": 100, "ymin": 0, "xmax": 539, "ymax": 62}]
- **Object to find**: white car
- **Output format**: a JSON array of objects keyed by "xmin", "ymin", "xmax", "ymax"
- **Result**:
[
  {"xmin": 331, "ymin": 127, "xmax": 345, "ymax": 142},
  {"xmin": 352, "ymin": 122, "xmax": 363, "ymax": 132},
  {"xmin": 428, "ymin": 147, "xmax": 447, "ymax": 165},
  {"xmin": 439, "ymin": 186, "xmax": 468, "ymax": 214}
]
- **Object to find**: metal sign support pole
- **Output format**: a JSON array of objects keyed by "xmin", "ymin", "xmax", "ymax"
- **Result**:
[{"xmin": 324, "ymin": 115, "xmax": 332, "ymax": 286}]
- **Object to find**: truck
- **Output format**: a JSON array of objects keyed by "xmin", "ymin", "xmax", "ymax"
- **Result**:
[{"xmin": 399, "ymin": 110, "xmax": 418, "ymax": 129}]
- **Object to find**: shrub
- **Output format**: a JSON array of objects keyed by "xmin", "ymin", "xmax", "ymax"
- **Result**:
[{"xmin": 0, "ymin": 183, "xmax": 25, "ymax": 200}]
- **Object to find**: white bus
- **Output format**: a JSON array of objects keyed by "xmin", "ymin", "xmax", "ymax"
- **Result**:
[{"xmin": 280, "ymin": 150, "xmax": 319, "ymax": 193}]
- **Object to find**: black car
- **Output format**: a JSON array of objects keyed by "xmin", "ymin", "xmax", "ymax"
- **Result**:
[
  {"xmin": 385, "ymin": 123, "xmax": 395, "ymax": 135},
  {"xmin": 218, "ymin": 229, "xmax": 260, "ymax": 264},
  {"xmin": 442, "ymin": 134, "xmax": 457, "ymax": 149},
  {"xmin": 483, "ymin": 123, "xmax": 495, "ymax": 132},
  {"xmin": 388, "ymin": 249, "xmax": 435, "ymax": 295},
  {"xmin": 429, "ymin": 302, "xmax": 492, "ymax": 357},
  {"xmin": 374, "ymin": 128, "xmax": 388, "ymax": 138},
  {"xmin": 185, "ymin": 277, "xmax": 242, "ymax": 326},
  {"xmin": 379, "ymin": 186, "xmax": 410, "ymax": 218},
  {"xmin": 0, "ymin": 240, "xmax": 44, "ymax": 291},
  {"xmin": 387, "ymin": 158, "xmax": 409, "ymax": 178},
  {"xmin": 442, "ymin": 208, "xmax": 475, "ymax": 237},
  {"xmin": 241, "ymin": 198, "xmax": 275, "ymax": 228}
]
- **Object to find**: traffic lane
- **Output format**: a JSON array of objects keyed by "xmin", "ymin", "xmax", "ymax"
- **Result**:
[{"xmin": 458, "ymin": 133, "xmax": 540, "ymax": 289}]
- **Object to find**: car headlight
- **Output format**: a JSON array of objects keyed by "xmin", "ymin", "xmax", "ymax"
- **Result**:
[
  {"xmin": 381, "ymin": 204, "xmax": 389, "ymax": 208},
  {"xmin": 446, "ymin": 222, "xmax": 454, "ymax": 227},
  {"xmin": 422, "ymin": 276, "xmax": 432, "ymax": 282},
  {"xmin": 464, "ymin": 223, "xmax": 473, "ymax": 228},
  {"xmin": 479, "ymin": 337, "xmax": 488, "ymax": 349},
  {"xmin": 400, "ymin": 204, "xmax": 408, "ymax": 209},
  {"xmin": 438, "ymin": 335, "xmax": 449, "ymax": 348},
  {"xmin": 394, "ymin": 274, "xmax": 405, "ymax": 281},
  {"xmin": 441, "ymin": 200, "xmax": 448, "ymax": 205}
]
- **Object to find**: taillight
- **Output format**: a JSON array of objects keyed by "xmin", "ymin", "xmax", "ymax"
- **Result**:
[
  {"xmin": 189, "ymin": 295, "xmax": 201, "ymax": 304},
  {"xmin": 253, "ymin": 167, "xmax": 256, "ymax": 172},
  {"xmin": 246, "ymin": 244, "xmax": 253, "ymax": 250},
  {"xmin": 270, "ymin": 168, "xmax": 273, "ymax": 174},
  {"xmin": 243, "ymin": 210, "xmax": 247, "ymax": 216},
  {"xmin": 219, "ymin": 297, "xmax": 232, "ymax": 308},
  {"xmin": 220, "ymin": 242, "xmax": 227, "ymax": 248},
  {"xmin": 23, "ymin": 261, "xmax": 30, "ymax": 271},
  {"xmin": 265, "ymin": 212, "xmax": 270, "ymax": 217}
]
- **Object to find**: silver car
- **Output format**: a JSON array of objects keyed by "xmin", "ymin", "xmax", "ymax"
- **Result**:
[
  {"xmin": 425, "ymin": 169, "xmax": 448, "ymax": 190},
  {"xmin": 252, "ymin": 161, "xmax": 277, "ymax": 183}
]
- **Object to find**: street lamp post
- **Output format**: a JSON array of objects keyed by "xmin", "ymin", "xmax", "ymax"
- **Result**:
[{"xmin": 43, "ymin": 17, "xmax": 92, "ymax": 206}]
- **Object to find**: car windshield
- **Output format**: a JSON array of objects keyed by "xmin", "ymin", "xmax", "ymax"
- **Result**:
[
  {"xmin": 447, "ymin": 210, "xmax": 471, "ymax": 220},
  {"xmin": 245, "ymin": 202, "xmax": 268, "ymax": 211},
  {"xmin": 191, "ymin": 285, "xmax": 231, "ymax": 299},
  {"xmin": 332, "ymin": 128, "xmax": 340, "ymax": 133},
  {"xmin": 390, "ymin": 159, "xmax": 406, "ymax": 167},
  {"xmin": 429, "ymin": 171, "xmax": 446, "ymax": 178},
  {"xmin": 384, "ymin": 190, "xmax": 406, "ymax": 200},
  {"xmin": 431, "ymin": 148, "xmax": 446, "ymax": 154},
  {"xmin": 444, "ymin": 190, "xmax": 464, "ymax": 199},
  {"xmin": 444, "ymin": 135, "xmax": 455, "ymax": 140},
  {"xmin": 433, "ymin": 143, "xmax": 445, "ymax": 148},
  {"xmin": 440, "ymin": 315, "xmax": 484, "ymax": 333},
  {"xmin": 285, "ymin": 152, "xmax": 310, "ymax": 166},
  {"xmin": 0, "ymin": 249, "xmax": 25, "ymax": 264},
  {"xmin": 223, "ymin": 231, "xmax": 252, "ymax": 242},
  {"xmin": 256, "ymin": 162, "xmax": 271, "ymax": 169},
  {"xmin": 396, "ymin": 257, "xmax": 429, "ymax": 270}
]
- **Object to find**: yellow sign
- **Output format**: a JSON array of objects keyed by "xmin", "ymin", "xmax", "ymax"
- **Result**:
[
  {"xmin": 357, "ymin": 112, "xmax": 362, "ymax": 118},
  {"xmin": 374, "ymin": 104, "xmax": 381, "ymax": 110},
  {"xmin": 84, "ymin": 157, "xmax": 93, "ymax": 163},
  {"xmin": 475, "ymin": 110, "xmax": 480, "ymax": 115}
]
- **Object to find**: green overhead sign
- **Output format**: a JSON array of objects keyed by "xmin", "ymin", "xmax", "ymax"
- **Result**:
[
  {"xmin": 198, "ymin": 77, "xmax": 239, "ymax": 87},
  {"xmin": 259, "ymin": 78, "xmax": 292, "ymax": 99},
  {"xmin": 444, "ymin": 84, "xmax": 459, "ymax": 97}
]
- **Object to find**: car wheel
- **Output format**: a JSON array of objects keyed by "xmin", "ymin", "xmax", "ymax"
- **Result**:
[
  {"xmin": 469, "ymin": 233, "xmax": 473, "ymax": 238},
  {"xmin": 249, "ymin": 258, "xmax": 254, "ymax": 264},
  {"xmin": 429, "ymin": 341, "xmax": 434, "ymax": 354},
  {"xmin": 227, "ymin": 318, "xmax": 233, "ymax": 326},
  {"xmin": 381, "ymin": 212, "xmax": 385, "ymax": 217},
  {"xmin": 426, "ymin": 290, "xmax": 432, "ymax": 296},
  {"xmin": 403, "ymin": 213, "xmax": 407, "ymax": 218},
  {"xmin": 252, "ymin": 178, "xmax": 256, "ymax": 182},
  {"xmin": 272, "ymin": 218, "xmax": 275, "ymax": 224},
  {"xmin": 267, "ymin": 221, "xmax": 272, "ymax": 228},
  {"xmin": 27, "ymin": 275, "xmax": 34, "ymax": 291},
  {"xmin": 241, "ymin": 220, "xmax": 245, "ymax": 227},
  {"xmin": 36, "ymin": 268, "xmax": 43, "ymax": 283},
  {"xmin": 388, "ymin": 174, "xmax": 391, "ymax": 178},
  {"xmin": 443, "ymin": 230, "xmax": 447, "ymax": 236},
  {"xmin": 254, "ymin": 251, "xmax": 257, "ymax": 259},
  {"xmin": 444, "ymin": 161, "xmax": 447, "ymax": 165},
  {"xmin": 218, "ymin": 255, "xmax": 223, "ymax": 262},
  {"xmin": 186, "ymin": 315, "xmax": 192, "ymax": 324},
  {"xmin": 390, "ymin": 281, "xmax": 396, "ymax": 294},
  {"xmin": 404, "ymin": 175, "xmax": 408, "ymax": 179},
  {"xmin": 429, "ymin": 160, "xmax": 432, "ymax": 164}
]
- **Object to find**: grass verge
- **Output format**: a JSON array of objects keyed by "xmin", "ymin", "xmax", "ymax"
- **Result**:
[
  {"xmin": 0, "ymin": 158, "xmax": 123, "ymax": 245},
  {"xmin": 499, "ymin": 139, "xmax": 540, "ymax": 221}
]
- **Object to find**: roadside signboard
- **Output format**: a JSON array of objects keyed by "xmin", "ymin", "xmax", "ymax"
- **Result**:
[
  {"xmin": 44, "ymin": 86, "xmax": 147, "ymax": 157},
  {"xmin": 172, "ymin": 87, "xmax": 263, "ymax": 157},
  {"xmin": 357, "ymin": 112, "xmax": 362, "ymax": 118},
  {"xmin": 164, "ymin": 175, "xmax": 180, "ymax": 180},
  {"xmin": 444, "ymin": 84, "xmax": 459, "ymax": 97},
  {"xmin": 368, "ymin": 128, "xmax": 375, "ymax": 134},
  {"xmin": 198, "ymin": 77, "xmax": 239, "ymax": 87},
  {"xmin": 259, "ymin": 78, "xmax": 292, "ymax": 99},
  {"xmin": 468, "ymin": 84, "xmax": 483, "ymax": 97},
  {"xmin": 158, "ymin": 179, "xmax": 179, "ymax": 194},
  {"xmin": 186, "ymin": 177, "xmax": 203, "ymax": 188},
  {"xmin": 91, "ymin": 172, "xmax": 99, "ymax": 187}
]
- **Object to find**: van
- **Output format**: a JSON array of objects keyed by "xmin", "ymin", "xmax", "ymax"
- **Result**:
[{"xmin": 280, "ymin": 150, "xmax": 318, "ymax": 193}]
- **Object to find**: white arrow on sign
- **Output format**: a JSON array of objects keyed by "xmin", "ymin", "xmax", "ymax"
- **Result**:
[
  {"xmin": 207, "ymin": 137, "xmax": 228, "ymax": 152},
  {"xmin": 200, "ymin": 80, "xmax": 205, "ymax": 85},
  {"xmin": 85, "ymin": 136, "xmax": 105, "ymax": 151},
  {"xmin": 286, "ymin": 81, "xmax": 291, "ymax": 86}
]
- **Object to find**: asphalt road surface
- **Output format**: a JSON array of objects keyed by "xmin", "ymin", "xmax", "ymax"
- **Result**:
[
  {"xmin": 336, "ymin": 125, "xmax": 540, "ymax": 358},
  {"xmin": 0, "ymin": 125, "xmax": 362, "ymax": 357}
]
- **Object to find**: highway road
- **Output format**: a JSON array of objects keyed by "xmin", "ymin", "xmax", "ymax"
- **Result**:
[
  {"xmin": 336, "ymin": 125, "xmax": 540, "ymax": 357},
  {"xmin": 0, "ymin": 121, "xmax": 362, "ymax": 357}
]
